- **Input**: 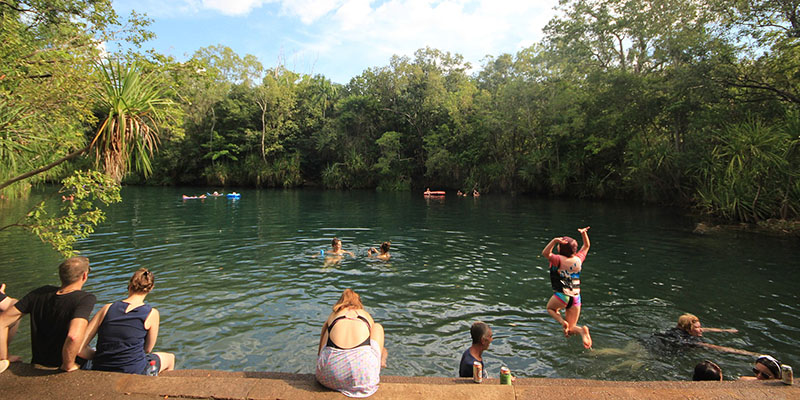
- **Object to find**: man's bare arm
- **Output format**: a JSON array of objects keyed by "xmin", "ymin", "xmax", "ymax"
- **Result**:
[{"xmin": 61, "ymin": 318, "xmax": 89, "ymax": 371}]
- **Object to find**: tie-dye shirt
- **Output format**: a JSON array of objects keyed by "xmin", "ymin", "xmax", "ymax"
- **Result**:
[{"xmin": 316, "ymin": 339, "xmax": 381, "ymax": 397}]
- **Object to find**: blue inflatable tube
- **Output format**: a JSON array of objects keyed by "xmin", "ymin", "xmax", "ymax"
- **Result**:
[{"xmin": 227, "ymin": 193, "xmax": 241, "ymax": 199}]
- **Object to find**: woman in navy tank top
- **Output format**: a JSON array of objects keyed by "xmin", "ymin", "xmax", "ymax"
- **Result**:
[{"xmin": 80, "ymin": 268, "xmax": 176, "ymax": 374}]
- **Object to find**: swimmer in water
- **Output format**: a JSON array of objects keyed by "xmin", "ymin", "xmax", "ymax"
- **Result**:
[
  {"xmin": 542, "ymin": 226, "xmax": 592, "ymax": 348},
  {"xmin": 367, "ymin": 242, "xmax": 391, "ymax": 260},
  {"xmin": 740, "ymin": 355, "xmax": 782, "ymax": 380}
]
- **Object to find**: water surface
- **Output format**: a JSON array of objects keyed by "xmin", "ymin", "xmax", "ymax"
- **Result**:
[{"xmin": 1, "ymin": 187, "xmax": 797, "ymax": 380}]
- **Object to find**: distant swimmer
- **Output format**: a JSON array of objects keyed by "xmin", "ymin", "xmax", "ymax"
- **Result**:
[
  {"xmin": 423, "ymin": 188, "xmax": 445, "ymax": 196},
  {"xmin": 319, "ymin": 238, "xmax": 355, "ymax": 264},
  {"xmin": 367, "ymin": 242, "xmax": 391, "ymax": 260},
  {"xmin": 182, "ymin": 194, "xmax": 206, "ymax": 200},
  {"xmin": 472, "ymin": 189, "xmax": 480, "ymax": 197},
  {"xmin": 542, "ymin": 226, "xmax": 592, "ymax": 349}
]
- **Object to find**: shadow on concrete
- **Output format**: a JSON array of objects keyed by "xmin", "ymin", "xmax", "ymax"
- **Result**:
[{"xmin": 7, "ymin": 362, "xmax": 62, "ymax": 377}]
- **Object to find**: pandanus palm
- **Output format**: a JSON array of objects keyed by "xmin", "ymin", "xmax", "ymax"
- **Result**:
[
  {"xmin": 91, "ymin": 61, "xmax": 171, "ymax": 182},
  {"xmin": 0, "ymin": 61, "xmax": 172, "ymax": 191}
]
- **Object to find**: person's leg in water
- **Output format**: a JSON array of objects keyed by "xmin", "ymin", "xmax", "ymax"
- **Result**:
[
  {"xmin": 546, "ymin": 295, "xmax": 570, "ymax": 336},
  {"xmin": 565, "ymin": 303, "xmax": 592, "ymax": 349}
]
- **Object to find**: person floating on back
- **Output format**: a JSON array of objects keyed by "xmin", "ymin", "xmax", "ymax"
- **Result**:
[
  {"xmin": 367, "ymin": 242, "xmax": 391, "ymax": 260},
  {"xmin": 458, "ymin": 321, "xmax": 492, "ymax": 378},
  {"xmin": 0, "ymin": 256, "xmax": 97, "ymax": 371},
  {"xmin": 543, "ymin": 226, "xmax": 592, "ymax": 348},
  {"xmin": 80, "ymin": 268, "xmax": 176, "ymax": 375}
]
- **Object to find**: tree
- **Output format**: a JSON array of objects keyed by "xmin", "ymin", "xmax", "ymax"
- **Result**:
[{"xmin": 91, "ymin": 60, "xmax": 175, "ymax": 182}]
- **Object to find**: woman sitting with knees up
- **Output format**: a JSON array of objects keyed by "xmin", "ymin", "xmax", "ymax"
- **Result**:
[
  {"xmin": 80, "ymin": 268, "xmax": 175, "ymax": 375},
  {"xmin": 316, "ymin": 288, "xmax": 388, "ymax": 398}
]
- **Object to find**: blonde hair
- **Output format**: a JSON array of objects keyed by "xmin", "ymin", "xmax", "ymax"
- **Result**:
[
  {"xmin": 677, "ymin": 313, "xmax": 699, "ymax": 332},
  {"xmin": 128, "ymin": 268, "xmax": 155, "ymax": 294},
  {"xmin": 332, "ymin": 288, "xmax": 364, "ymax": 313}
]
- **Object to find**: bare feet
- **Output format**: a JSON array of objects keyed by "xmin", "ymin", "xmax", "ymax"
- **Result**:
[
  {"xmin": 580, "ymin": 326, "xmax": 592, "ymax": 349},
  {"xmin": 561, "ymin": 320, "xmax": 570, "ymax": 337}
]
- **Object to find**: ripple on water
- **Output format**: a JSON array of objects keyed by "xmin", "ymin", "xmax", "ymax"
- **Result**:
[{"xmin": 1, "ymin": 188, "xmax": 798, "ymax": 380}]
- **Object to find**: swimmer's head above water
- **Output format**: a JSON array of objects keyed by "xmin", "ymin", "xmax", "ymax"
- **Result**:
[
  {"xmin": 677, "ymin": 313, "xmax": 703, "ymax": 336},
  {"xmin": 753, "ymin": 355, "xmax": 781, "ymax": 380}
]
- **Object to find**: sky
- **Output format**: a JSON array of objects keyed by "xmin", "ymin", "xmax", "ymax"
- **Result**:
[{"xmin": 111, "ymin": 0, "xmax": 560, "ymax": 84}]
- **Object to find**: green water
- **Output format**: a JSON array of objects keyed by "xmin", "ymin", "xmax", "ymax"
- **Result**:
[{"xmin": 1, "ymin": 186, "xmax": 798, "ymax": 380}]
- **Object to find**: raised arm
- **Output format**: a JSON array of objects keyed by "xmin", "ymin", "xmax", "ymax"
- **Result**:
[
  {"xmin": 542, "ymin": 237, "xmax": 567, "ymax": 258},
  {"xmin": 578, "ymin": 226, "xmax": 590, "ymax": 253},
  {"xmin": 144, "ymin": 308, "xmax": 160, "ymax": 353}
]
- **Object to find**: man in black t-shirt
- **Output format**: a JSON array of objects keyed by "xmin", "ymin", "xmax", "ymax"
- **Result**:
[{"xmin": 0, "ymin": 257, "xmax": 96, "ymax": 371}]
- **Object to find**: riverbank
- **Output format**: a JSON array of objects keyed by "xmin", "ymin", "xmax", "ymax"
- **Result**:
[
  {"xmin": 1, "ymin": 363, "xmax": 797, "ymax": 400},
  {"xmin": 693, "ymin": 219, "xmax": 800, "ymax": 237}
]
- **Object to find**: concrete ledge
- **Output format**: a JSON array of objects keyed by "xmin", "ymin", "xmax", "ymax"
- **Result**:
[{"xmin": 1, "ymin": 363, "xmax": 797, "ymax": 399}]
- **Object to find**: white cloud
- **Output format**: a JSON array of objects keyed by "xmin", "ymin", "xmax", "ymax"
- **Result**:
[
  {"xmin": 201, "ymin": 0, "xmax": 270, "ymax": 16},
  {"xmin": 279, "ymin": 0, "xmax": 346, "ymax": 24},
  {"xmin": 298, "ymin": 0, "xmax": 559, "ymax": 71},
  {"xmin": 113, "ymin": 0, "xmax": 561, "ymax": 82}
]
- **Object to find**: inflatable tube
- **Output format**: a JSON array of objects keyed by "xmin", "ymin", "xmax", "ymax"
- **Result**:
[
  {"xmin": 227, "ymin": 193, "xmax": 241, "ymax": 199},
  {"xmin": 423, "ymin": 191, "xmax": 446, "ymax": 196}
]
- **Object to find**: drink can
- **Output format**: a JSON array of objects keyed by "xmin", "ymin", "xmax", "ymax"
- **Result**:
[
  {"xmin": 500, "ymin": 366, "xmax": 512, "ymax": 385},
  {"xmin": 782, "ymin": 364, "xmax": 793, "ymax": 385},
  {"xmin": 472, "ymin": 361, "xmax": 483, "ymax": 383}
]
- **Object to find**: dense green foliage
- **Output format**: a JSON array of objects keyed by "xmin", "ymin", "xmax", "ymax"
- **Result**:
[
  {"xmin": 139, "ymin": 0, "xmax": 798, "ymax": 223},
  {"xmin": 0, "ymin": 0, "xmax": 172, "ymax": 254},
  {"xmin": 3, "ymin": 0, "xmax": 799, "ymax": 233}
]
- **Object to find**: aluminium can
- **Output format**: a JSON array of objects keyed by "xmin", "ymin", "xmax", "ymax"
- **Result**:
[
  {"xmin": 473, "ymin": 361, "xmax": 483, "ymax": 383},
  {"xmin": 500, "ymin": 366, "xmax": 512, "ymax": 385},
  {"xmin": 782, "ymin": 364, "xmax": 793, "ymax": 385}
]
